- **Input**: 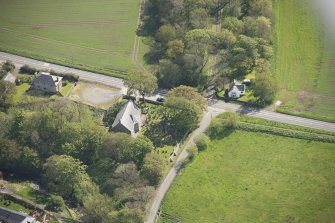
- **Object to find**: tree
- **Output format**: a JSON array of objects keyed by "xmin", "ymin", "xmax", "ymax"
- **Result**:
[
  {"xmin": 222, "ymin": 17, "xmax": 244, "ymax": 35},
  {"xmin": 167, "ymin": 85, "xmax": 208, "ymax": 111},
  {"xmin": 103, "ymin": 163, "xmax": 146, "ymax": 196},
  {"xmin": 166, "ymin": 40, "xmax": 184, "ymax": 59},
  {"xmin": 43, "ymin": 155, "xmax": 98, "ymax": 203},
  {"xmin": 108, "ymin": 208, "xmax": 144, "ymax": 223},
  {"xmin": 82, "ymin": 194, "xmax": 114, "ymax": 223},
  {"xmin": 156, "ymin": 59, "xmax": 181, "ymax": 88},
  {"xmin": 2, "ymin": 60, "xmax": 15, "ymax": 72},
  {"xmin": 0, "ymin": 137, "xmax": 21, "ymax": 171},
  {"xmin": 190, "ymin": 8, "xmax": 210, "ymax": 29},
  {"xmin": 253, "ymin": 71, "xmax": 277, "ymax": 105},
  {"xmin": 124, "ymin": 71, "xmax": 157, "ymax": 101},
  {"xmin": 165, "ymin": 96, "xmax": 202, "ymax": 132},
  {"xmin": 19, "ymin": 147, "xmax": 42, "ymax": 177},
  {"xmin": 226, "ymin": 35, "xmax": 259, "ymax": 79},
  {"xmin": 155, "ymin": 24, "xmax": 176, "ymax": 44},
  {"xmin": 0, "ymin": 80, "xmax": 16, "ymax": 110},
  {"xmin": 194, "ymin": 134, "xmax": 210, "ymax": 151},
  {"xmin": 46, "ymin": 195, "xmax": 65, "ymax": 212},
  {"xmin": 141, "ymin": 153, "xmax": 165, "ymax": 186},
  {"xmin": 127, "ymin": 136, "xmax": 154, "ymax": 167},
  {"xmin": 100, "ymin": 133, "xmax": 132, "ymax": 162}
]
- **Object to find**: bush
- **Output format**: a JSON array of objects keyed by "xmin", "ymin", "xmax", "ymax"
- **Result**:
[
  {"xmin": 194, "ymin": 134, "xmax": 210, "ymax": 152},
  {"xmin": 2, "ymin": 61, "xmax": 15, "ymax": 72},
  {"xmin": 19, "ymin": 65, "xmax": 38, "ymax": 75},
  {"xmin": 207, "ymin": 118, "xmax": 226, "ymax": 138},
  {"xmin": 187, "ymin": 145, "xmax": 198, "ymax": 161},
  {"xmin": 0, "ymin": 69, "xmax": 6, "ymax": 80},
  {"xmin": 221, "ymin": 112, "xmax": 240, "ymax": 128},
  {"xmin": 46, "ymin": 195, "xmax": 65, "ymax": 212},
  {"xmin": 16, "ymin": 74, "xmax": 35, "ymax": 85},
  {"xmin": 50, "ymin": 70, "xmax": 79, "ymax": 82}
]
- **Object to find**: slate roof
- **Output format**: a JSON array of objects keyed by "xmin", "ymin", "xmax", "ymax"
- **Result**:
[
  {"xmin": 0, "ymin": 207, "xmax": 35, "ymax": 223},
  {"xmin": 235, "ymin": 84, "xmax": 245, "ymax": 92},
  {"xmin": 111, "ymin": 100, "xmax": 141, "ymax": 134},
  {"xmin": 31, "ymin": 72, "xmax": 62, "ymax": 87},
  {"xmin": 228, "ymin": 80, "xmax": 245, "ymax": 93}
]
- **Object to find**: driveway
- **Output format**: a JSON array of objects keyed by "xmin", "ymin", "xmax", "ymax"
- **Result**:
[{"xmin": 69, "ymin": 82, "xmax": 121, "ymax": 109}]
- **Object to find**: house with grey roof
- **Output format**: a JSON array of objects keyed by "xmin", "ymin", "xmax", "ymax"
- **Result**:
[
  {"xmin": 31, "ymin": 72, "xmax": 62, "ymax": 93},
  {"xmin": 111, "ymin": 100, "xmax": 141, "ymax": 137},
  {"xmin": 228, "ymin": 79, "xmax": 246, "ymax": 98},
  {"xmin": 0, "ymin": 207, "xmax": 36, "ymax": 223}
]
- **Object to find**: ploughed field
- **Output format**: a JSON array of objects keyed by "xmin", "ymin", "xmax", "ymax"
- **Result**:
[
  {"xmin": 273, "ymin": 0, "xmax": 335, "ymax": 122},
  {"xmin": 159, "ymin": 131, "xmax": 335, "ymax": 223},
  {"xmin": 0, "ymin": 0, "xmax": 140, "ymax": 77}
]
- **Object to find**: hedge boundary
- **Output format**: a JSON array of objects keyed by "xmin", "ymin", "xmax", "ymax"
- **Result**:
[{"xmin": 237, "ymin": 122, "xmax": 335, "ymax": 143}]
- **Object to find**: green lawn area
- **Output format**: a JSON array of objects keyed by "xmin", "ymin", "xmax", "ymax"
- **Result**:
[
  {"xmin": 60, "ymin": 83, "xmax": 73, "ymax": 97},
  {"xmin": 13, "ymin": 83, "xmax": 59, "ymax": 104},
  {"xmin": 0, "ymin": 0, "xmax": 141, "ymax": 77},
  {"xmin": 13, "ymin": 83, "xmax": 31, "ymax": 103},
  {"xmin": 16, "ymin": 186, "xmax": 49, "ymax": 205},
  {"xmin": 0, "ymin": 198, "xmax": 32, "ymax": 214},
  {"xmin": 273, "ymin": 0, "xmax": 335, "ymax": 122},
  {"xmin": 160, "ymin": 130, "xmax": 335, "ymax": 223}
]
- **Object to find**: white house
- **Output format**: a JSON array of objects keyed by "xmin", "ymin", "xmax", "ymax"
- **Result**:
[
  {"xmin": 228, "ymin": 79, "xmax": 246, "ymax": 98},
  {"xmin": 31, "ymin": 72, "xmax": 62, "ymax": 93},
  {"xmin": 111, "ymin": 100, "xmax": 141, "ymax": 137}
]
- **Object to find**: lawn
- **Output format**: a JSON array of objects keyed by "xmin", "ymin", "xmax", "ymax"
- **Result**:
[
  {"xmin": 15, "ymin": 186, "xmax": 49, "ymax": 205},
  {"xmin": 60, "ymin": 83, "xmax": 73, "ymax": 97},
  {"xmin": 273, "ymin": 0, "xmax": 335, "ymax": 122},
  {"xmin": 13, "ymin": 83, "xmax": 59, "ymax": 104},
  {"xmin": 0, "ymin": 197, "xmax": 32, "ymax": 214},
  {"xmin": 0, "ymin": 0, "xmax": 141, "ymax": 77},
  {"xmin": 160, "ymin": 131, "xmax": 335, "ymax": 223}
]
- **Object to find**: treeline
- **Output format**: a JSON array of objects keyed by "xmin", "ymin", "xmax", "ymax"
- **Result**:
[
  {"xmin": 140, "ymin": 0, "xmax": 276, "ymax": 104},
  {"xmin": 140, "ymin": 0, "xmax": 220, "ymax": 87},
  {"xmin": 0, "ymin": 98, "xmax": 164, "ymax": 222},
  {"xmin": 218, "ymin": 0, "xmax": 276, "ymax": 104}
]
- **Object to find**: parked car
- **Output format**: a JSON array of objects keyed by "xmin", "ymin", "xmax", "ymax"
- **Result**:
[
  {"xmin": 242, "ymin": 79, "xmax": 252, "ymax": 86},
  {"xmin": 156, "ymin": 97, "xmax": 165, "ymax": 102}
]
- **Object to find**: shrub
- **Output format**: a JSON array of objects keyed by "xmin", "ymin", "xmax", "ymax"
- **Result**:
[
  {"xmin": 50, "ymin": 70, "xmax": 79, "ymax": 82},
  {"xmin": 221, "ymin": 112, "xmax": 240, "ymax": 128},
  {"xmin": 207, "ymin": 118, "xmax": 226, "ymax": 138},
  {"xmin": 2, "ymin": 61, "xmax": 15, "ymax": 72},
  {"xmin": 46, "ymin": 195, "xmax": 65, "ymax": 212},
  {"xmin": 19, "ymin": 65, "xmax": 38, "ymax": 75},
  {"xmin": 16, "ymin": 74, "xmax": 35, "ymax": 85},
  {"xmin": 194, "ymin": 134, "xmax": 210, "ymax": 152},
  {"xmin": 187, "ymin": 144, "xmax": 198, "ymax": 161},
  {"xmin": 0, "ymin": 69, "xmax": 6, "ymax": 80}
]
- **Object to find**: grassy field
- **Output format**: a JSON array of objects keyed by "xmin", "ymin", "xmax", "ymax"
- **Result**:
[
  {"xmin": 273, "ymin": 0, "xmax": 335, "ymax": 122},
  {"xmin": 0, "ymin": 0, "xmax": 141, "ymax": 77},
  {"xmin": 160, "ymin": 131, "xmax": 335, "ymax": 223}
]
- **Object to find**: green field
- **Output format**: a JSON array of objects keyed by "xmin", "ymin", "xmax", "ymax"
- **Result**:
[
  {"xmin": 273, "ymin": 0, "xmax": 335, "ymax": 122},
  {"xmin": 160, "ymin": 131, "xmax": 335, "ymax": 223},
  {"xmin": 0, "ymin": 0, "xmax": 141, "ymax": 77}
]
